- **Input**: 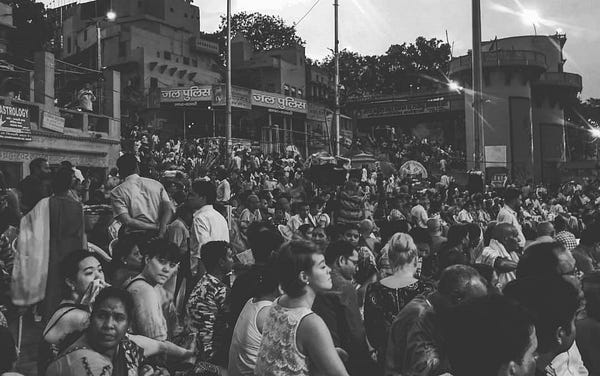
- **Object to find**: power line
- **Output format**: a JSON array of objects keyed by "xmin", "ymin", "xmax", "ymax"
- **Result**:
[{"xmin": 295, "ymin": 0, "xmax": 322, "ymax": 27}]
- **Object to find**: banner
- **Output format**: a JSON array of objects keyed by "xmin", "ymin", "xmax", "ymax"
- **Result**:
[
  {"xmin": 160, "ymin": 85, "xmax": 212, "ymax": 103},
  {"xmin": 212, "ymin": 85, "xmax": 252, "ymax": 109},
  {"xmin": 0, "ymin": 104, "xmax": 31, "ymax": 141},
  {"xmin": 356, "ymin": 100, "xmax": 451, "ymax": 119},
  {"xmin": 41, "ymin": 111, "xmax": 65, "ymax": 134},
  {"xmin": 251, "ymin": 89, "xmax": 307, "ymax": 113}
]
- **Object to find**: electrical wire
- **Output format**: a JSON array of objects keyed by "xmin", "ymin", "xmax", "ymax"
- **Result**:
[{"xmin": 295, "ymin": 0, "xmax": 322, "ymax": 27}]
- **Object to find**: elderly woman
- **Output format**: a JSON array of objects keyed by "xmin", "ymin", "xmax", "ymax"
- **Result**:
[
  {"xmin": 364, "ymin": 233, "xmax": 435, "ymax": 364},
  {"xmin": 255, "ymin": 241, "xmax": 349, "ymax": 376}
]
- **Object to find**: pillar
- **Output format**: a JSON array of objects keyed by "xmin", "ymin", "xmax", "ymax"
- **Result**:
[{"xmin": 33, "ymin": 51, "xmax": 55, "ymax": 108}]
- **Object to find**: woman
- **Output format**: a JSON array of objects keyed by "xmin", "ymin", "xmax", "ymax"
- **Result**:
[
  {"xmin": 364, "ymin": 233, "xmax": 435, "ymax": 364},
  {"xmin": 110, "ymin": 233, "xmax": 146, "ymax": 287},
  {"xmin": 437, "ymin": 224, "xmax": 470, "ymax": 274},
  {"xmin": 228, "ymin": 265, "xmax": 279, "ymax": 376},
  {"xmin": 255, "ymin": 241, "xmax": 348, "ymax": 376},
  {"xmin": 125, "ymin": 238, "xmax": 181, "ymax": 341},
  {"xmin": 46, "ymin": 287, "xmax": 167, "ymax": 376},
  {"xmin": 41, "ymin": 250, "xmax": 193, "ymax": 373}
]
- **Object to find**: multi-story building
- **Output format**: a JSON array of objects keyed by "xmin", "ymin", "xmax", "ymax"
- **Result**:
[
  {"xmin": 449, "ymin": 33, "xmax": 582, "ymax": 183},
  {"xmin": 53, "ymin": 0, "xmax": 221, "ymax": 129}
]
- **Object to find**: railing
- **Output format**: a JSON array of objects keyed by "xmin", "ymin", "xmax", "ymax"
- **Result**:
[
  {"xmin": 88, "ymin": 113, "xmax": 110, "ymax": 133},
  {"xmin": 60, "ymin": 108, "xmax": 85, "ymax": 130},
  {"xmin": 534, "ymin": 72, "xmax": 583, "ymax": 91},
  {"xmin": 449, "ymin": 50, "xmax": 547, "ymax": 74}
]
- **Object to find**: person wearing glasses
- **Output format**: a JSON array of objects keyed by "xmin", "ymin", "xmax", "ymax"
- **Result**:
[
  {"xmin": 364, "ymin": 233, "xmax": 435, "ymax": 367},
  {"xmin": 313, "ymin": 240, "xmax": 376, "ymax": 374}
]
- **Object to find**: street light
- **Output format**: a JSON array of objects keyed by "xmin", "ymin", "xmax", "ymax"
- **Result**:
[
  {"xmin": 520, "ymin": 9, "xmax": 540, "ymax": 35},
  {"xmin": 448, "ymin": 81, "xmax": 462, "ymax": 92},
  {"xmin": 97, "ymin": 10, "xmax": 117, "ymax": 70},
  {"xmin": 106, "ymin": 10, "xmax": 117, "ymax": 22},
  {"xmin": 590, "ymin": 128, "xmax": 600, "ymax": 138}
]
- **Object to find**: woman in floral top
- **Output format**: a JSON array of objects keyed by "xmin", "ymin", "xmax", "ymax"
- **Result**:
[{"xmin": 364, "ymin": 233, "xmax": 435, "ymax": 364}]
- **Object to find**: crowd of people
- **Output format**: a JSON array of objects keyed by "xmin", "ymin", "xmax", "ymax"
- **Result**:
[{"xmin": 1, "ymin": 130, "xmax": 600, "ymax": 375}]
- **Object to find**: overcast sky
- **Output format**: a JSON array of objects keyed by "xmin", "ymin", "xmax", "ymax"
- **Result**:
[{"xmin": 43, "ymin": 0, "xmax": 600, "ymax": 99}]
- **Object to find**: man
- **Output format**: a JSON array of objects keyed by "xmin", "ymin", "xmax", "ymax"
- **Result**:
[
  {"xmin": 444, "ymin": 294, "xmax": 537, "ymax": 376},
  {"xmin": 188, "ymin": 180, "xmax": 230, "ymax": 276},
  {"xmin": 534, "ymin": 221, "xmax": 556, "ymax": 244},
  {"xmin": 409, "ymin": 227, "xmax": 433, "ymax": 279},
  {"xmin": 313, "ymin": 240, "xmax": 375, "ymax": 374},
  {"xmin": 554, "ymin": 216, "xmax": 578, "ymax": 253},
  {"xmin": 475, "ymin": 223, "xmax": 520, "ymax": 289},
  {"xmin": 288, "ymin": 201, "xmax": 310, "ymax": 233},
  {"xmin": 185, "ymin": 241, "xmax": 233, "ymax": 362},
  {"xmin": 504, "ymin": 277, "xmax": 584, "ymax": 376},
  {"xmin": 165, "ymin": 202, "xmax": 194, "ymax": 304},
  {"xmin": 497, "ymin": 187, "xmax": 525, "ymax": 248},
  {"xmin": 385, "ymin": 265, "xmax": 488, "ymax": 376},
  {"xmin": 358, "ymin": 219, "xmax": 378, "ymax": 252},
  {"xmin": 215, "ymin": 169, "xmax": 231, "ymax": 203},
  {"xmin": 411, "ymin": 196, "xmax": 429, "ymax": 229},
  {"xmin": 572, "ymin": 225, "xmax": 600, "ymax": 274},
  {"xmin": 110, "ymin": 154, "xmax": 173, "ymax": 237},
  {"xmin": 18, "ymin": 157, "xmax": 52, "ymax": 214},
  {"xmin": 239, "ymin": 194, "xmax": 262, "ymax": 229},
  {"xmin": 77, "ymin": 82, "xmax": 96, "ymax": 112},
  {"xmin": 427, "ymin": 218, "xmax": 447, "ymax": 256}
]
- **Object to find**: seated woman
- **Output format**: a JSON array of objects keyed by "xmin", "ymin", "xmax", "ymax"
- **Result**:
[
  {"xmin": 125, "ymin": 238, "xmax": 181, "ymax": 341},
  {"xmin": 254, "ymin": 240, "xmax": 349, "ymax": 376},
  {"xmin": 364, "ymin": 233, "xmax": 435, "ymax": 364},
  {"xmin": 41, "ymin": 249, "xmax": 193, "ymax": 374},
  {"xmin": 46, "ymin": 287, "xmax": 167, "ymax": 376}
]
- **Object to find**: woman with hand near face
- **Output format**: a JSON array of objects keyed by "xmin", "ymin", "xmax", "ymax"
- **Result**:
[{"xmin": 255, "ymin": 241, "xmax": 349, "ymax": 376}]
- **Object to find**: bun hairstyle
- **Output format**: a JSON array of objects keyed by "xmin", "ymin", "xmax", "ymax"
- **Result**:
[
  {"xmin": 387, "ymin": 233, "xmax": 418, "ymax": 269},
  {"xmin": 276, "ymin": 240, "xmax": 320, "ymax": 298}
]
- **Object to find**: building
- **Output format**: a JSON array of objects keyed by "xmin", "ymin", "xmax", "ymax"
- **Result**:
[
  {"xmin": 53, "ymin": 0, "xmax": 221, "ymax": 131},
  {"xmin": 449, "ymin": 34, "xmax": 582, "ymax": 183},
  {"xmin": 0, "ymin": 51, "xmax": 121, "ymax": 187}
]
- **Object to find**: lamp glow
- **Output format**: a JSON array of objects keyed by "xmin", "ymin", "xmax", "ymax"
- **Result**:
[
  {"xmin": 448, "ymin": 81, "xmax": 462, "ymax": 92},
  {"xmin": 590, "ymin": 128, "xmax": 600, "ymax": 138},
  {"xmin": 521, "ymin": 9, "xmax": 540, "ymax": 26},
  {"xmin": 106, "ymin": 10, "xmax": 117, "ymax": 21}
]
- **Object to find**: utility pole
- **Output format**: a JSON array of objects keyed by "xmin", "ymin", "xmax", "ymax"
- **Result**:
[
  {"xmin": 334, "ymin": 0, "xmax": 340, "ymax": 156},
  {"xmin": 97, "ymin": 22, "xmax": 102, "ymax": 114},
  {"xmin": 472, "ymin": 0, "xmax": 484, "ymax": 171},
  {"xmin": 226, "ymin": 0, "xmax": 233, "ymax": 164}
]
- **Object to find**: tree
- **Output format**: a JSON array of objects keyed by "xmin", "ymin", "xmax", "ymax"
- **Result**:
[
  {"xmin": 203, "ymin": 11, "xmax": 305, "ymax": 67},
  {"xmin": 8, "ymin": 0, "xmax": 55, "ymax": 61}
]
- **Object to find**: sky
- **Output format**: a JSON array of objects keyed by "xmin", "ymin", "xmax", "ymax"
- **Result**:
[{"xmin": 43, "ymin": 0, "xmax": 600, "ymax": 99}]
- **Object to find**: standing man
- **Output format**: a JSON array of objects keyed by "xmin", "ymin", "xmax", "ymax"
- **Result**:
[
  {"xmin": 216, "ymin": 169, "xmax": 231, "ymax": 204},
  {"xmin": 187, "ymin": 180, "xmax": 230, "ymax": 276},
  {"xmin": 110, "ymin": 154, "xmax": 173, "ymax": 237},
  {"xmin": 497, "ymin": 187, "xmax": 525, "ymax": 249},
  {"xmin": 411, "ymin": 196, "xmax": 429, "ymax": 229},
  {"xmin": 18, "ymin": 157, "xmax": 52, "ymax": 214},
  {"xmin": 77, "ymin": 83, "xmax": 96, "ymax": 112}
]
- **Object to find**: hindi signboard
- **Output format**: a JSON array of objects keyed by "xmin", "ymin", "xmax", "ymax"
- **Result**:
[
  {"xmin": 41, "ymin": 111, "xmax": 65, "ymax": 134},
  {"xmin": 212, "ymin": 85, "xmax": 252, "ymax": 109},
  {"xmin": 307, "ymin": 102, "xmax": 327, "ymax": 121},
  {"xmin": 356, "ymin": 99, "xmax": 451, "ymax": 119},
  {"xmin": 0, "ymin": 104, "xmax": 31, "ymax": 141},
  {"xmin": 251, "ymin": 89, "xmax": 307, "ymax": 114},
  {"xmin": 160, "ymin": 85, "xmax": 212, "ymax": 104}
]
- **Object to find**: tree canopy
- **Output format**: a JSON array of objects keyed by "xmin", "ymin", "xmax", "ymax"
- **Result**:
[{"xmin": 8, "ymin": 0, "xmax": 55, "ymax": 61}]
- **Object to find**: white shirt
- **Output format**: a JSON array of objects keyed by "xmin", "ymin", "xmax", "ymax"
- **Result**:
[
  {"xmin": 411, "ymin": 204, "xmax": 429, "ymax": 229},
  {"xmin": 548, "ymin": 341, "xmax": 588, "ymax": 376},
  {"xmin": 216, "ymin": 179, "xmax": 231, "ymax": 202},
  {"xmin": 190, "ymin": 205, "xmax": 230, "ymax": 273},
  {"xmin": 476, "ymin": 239, "xmax": 519, "ymax": 289},
  {"xmin": 110, "ymin": 174, "xmax": 171, "ymax": 225},
  {"xmin": 456, "ymin": 209, "xmax": 473, "ymax": 223},
  {"xmin": 497, "ymin": 205, "xmax": 525, "ymax": 248},
  {"xmin": 288, "ymin": 214, "xmax": 309, "ymax": 233}
]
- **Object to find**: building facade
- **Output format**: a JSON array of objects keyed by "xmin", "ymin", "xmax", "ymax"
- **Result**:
[{"xmin": 449, "ymin": 34, "xmax": 582, "ymax": 183}]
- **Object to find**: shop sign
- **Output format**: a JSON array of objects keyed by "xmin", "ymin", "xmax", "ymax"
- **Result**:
[
  {"xmin": 160, "ymin": 85, "xmax": 212, "ymax": 103},
  {"xmin": 251, "ymin": 89, "xmax": 307, "ymax": 114},
  {"xmin": 212, "ymin": 85, "xmax": 252, "ymax": 109},
  {"xmin": 356, "ymin": 100, "xmax": 450, "ymax": 119},
  {"xmin": 41, "ymin": 111, "xmax": 65, "ymax": 134},
  {"xmin": 0, "ymin": 104, "xmax": 31, "ymax": 141}
]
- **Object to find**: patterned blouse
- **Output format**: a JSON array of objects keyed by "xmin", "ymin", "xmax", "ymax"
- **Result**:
[
  {"xmin": 184, "ymin": 273, "xmax": 228, "ymax": 362},
  {"xmin": 364, "ymin": 279, "xmax": 435, "ymax": 360}
]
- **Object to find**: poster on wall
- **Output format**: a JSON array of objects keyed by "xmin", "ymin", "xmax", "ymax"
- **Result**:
[{"xmin": 0, "ymin": 104, "xmax": 31, "ymax": 141}]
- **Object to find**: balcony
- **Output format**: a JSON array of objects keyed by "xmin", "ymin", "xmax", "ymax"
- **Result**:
[
  {"xmin": 190, "ymin": 37, "xmax": 219, "ymax": 55},
  {"xmin": 449, "ymin": 50, "xmax": 547, "ymax": 75},
  {"xmin": 533, "ymin": 72, "xmax": 582, "ymax": 92}
]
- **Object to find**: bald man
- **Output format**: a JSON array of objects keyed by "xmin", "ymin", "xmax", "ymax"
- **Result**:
[
  {"xmin": 533, "ymin": 221, "xmax": 555, "ymax": 244},
  {"xmin": 475, "ymin": 222, "xmax": 520, "ymax": 289}
]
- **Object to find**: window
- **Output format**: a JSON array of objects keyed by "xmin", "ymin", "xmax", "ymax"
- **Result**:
[
  {"xmin": 157, "ymin": 51, "xmax": 160, "ymax": 57},
  {"xmin": 175, "ymin": 57, "xmax": 179, "ymax": 63},
  {"xmin": 284, "ymin": 84, "xmax": 290, "ymax": 96},
  {"xmin": 118, "ymin": 41, "xmax": 127, "ymax": 57},
  {"xmin": 297, "ymin": 89, "xmax": 303, "ymax": 98},
  {"xmin": 192, "ymin": 59, "xmax": 198, "ymax": 67},
  {"xmin": 83, "ymin": 29, "xmax": 87, "ymax": 41},
  {"xmin": 291, "ymin": 87, "xmax": 296, "ymax": 97},
  {"xmin": 183, "ymin": 57, "xmax": 190, "ymax": 65},
  {"xmin": 150, "ymin": 77, "xmax": 158, "ymax": 88},
  {"xmin": 67, "ymin": 37, "xmax": 71, "ymax": 53},
  {"xmin": 164, "ymin": 51, "xmax": 171, "ymax": 60}
]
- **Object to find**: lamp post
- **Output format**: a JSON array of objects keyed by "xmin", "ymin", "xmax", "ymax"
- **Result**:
[
  {"xmin": 96, "ymin": 10, "xmax": 116, "ymax": 114},
  {"xmin": 472, "ymin": 0, "xmax": 484, "ymax": 172},
  {"xmin": 333, "ymin": 0, "xmax": 340, "ymax": 156},
  {"xmin": 225, "ymin": 0, "xmax": 232, "ymax": 164}
]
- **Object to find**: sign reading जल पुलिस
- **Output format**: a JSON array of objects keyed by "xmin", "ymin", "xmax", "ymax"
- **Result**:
[{"xmin": 0, "ymin": 104, "xmax": 31, "ymax": 141}]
